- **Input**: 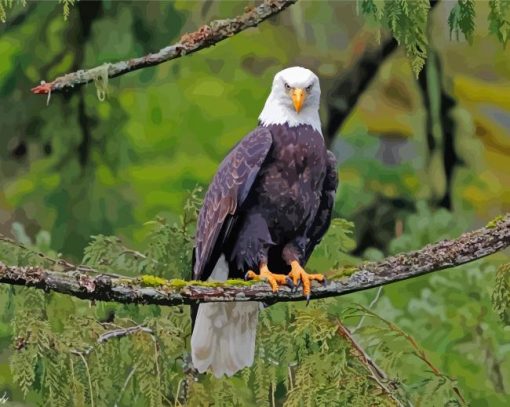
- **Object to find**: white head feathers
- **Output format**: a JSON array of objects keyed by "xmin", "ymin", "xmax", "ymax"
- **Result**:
[{"xmin": 258, "ymin": 66, "xmax": 322, "ymax": 133}]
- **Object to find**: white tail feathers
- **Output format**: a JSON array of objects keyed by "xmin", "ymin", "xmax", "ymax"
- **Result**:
[
  {"xmin": 191, "ymin": 301, "xmax": 259, "ymax": 377},
  {"xmin": 191, "ymin": 256, "xmax": 259, "ymax": 378}
]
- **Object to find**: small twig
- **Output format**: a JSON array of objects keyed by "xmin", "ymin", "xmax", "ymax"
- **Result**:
[
  {"xmin": 70, "ymin": 324, "xmax": 153, "ymax": 357},
  {"xmin": 0, "ymin": 233, "xmax": 74, "ymax": 270},
  {"xmin": 353, "ymin": 305, "xmax": 466, "ymax": 405},
  {"xmin": 76, "ymin": 351, "xmax": 95, "ymax": 407},
  {"xmin": 97, "ymin": 325, "xmax": 154, "ymax": 344},
  {"xmin": 97, "ymin": 321, "xmax": 122, "ymax": 329},
  {"xmin": 351, "ymin": 285, "xmax": 383, "ymax": 334},
  {"xmin": 174, "ymin": 379, "xmax": 184, "ymax": 407},
  {"xmin": 0, "ymin": 232, "xmax": 132, "ymax": 277},
  {"xmin": 288, "ymin": 365, "xmax": 294, "ymax": 390},
  {"xmin": 118, "ymin": 249, "xmax": 147, "ymax": 260},
  {"xmin": 70, "ymin": 347, "xmax": 93, "ymax": 357},
  {"xmin": 0, "ymin": 233, "xmax": 110, "ymax": 275},
  {"xmin": 151, "ymin": 335, "xmax": 162, "ymax": 403},
  {"xmin": 114, "ymin": 363, "xmax": 138, "ymax": 407},
  {"xmin": 31, "ymin": 0, "xmax": 297, "ymax": 95},
  {"xmin": 112, "ymin": 247, "xmax": 160, "ymax": 268},
  {"xmin": 336, "ymin": 319, "xmax": 407, "ymax": 406},
  {"xmin": 271, "ymin": 380, "xmax": 276, "ymax": 407}
]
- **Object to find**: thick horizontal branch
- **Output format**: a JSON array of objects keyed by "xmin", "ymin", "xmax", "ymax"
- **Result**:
[
  {"xmin": 0, "ymin": 215, "xmax": 508, "ymax": 306},
  {"xmin": 31, "ymin": 0, "xmax": 297, "ymax": 95}
]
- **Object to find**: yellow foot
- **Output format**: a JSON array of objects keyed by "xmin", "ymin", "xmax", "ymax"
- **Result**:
[
  {"xmin": 245, "ymin": 264, "xmax": 293, "ymax": 292},
  {"xmin": 288, "ymin": 261, "xmax": 326, "ymax": 304}
]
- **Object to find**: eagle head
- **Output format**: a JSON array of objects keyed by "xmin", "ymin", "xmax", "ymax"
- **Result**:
[{"xmin": 259, "ymin": 66, "xmax": 322, "ymax": 133}]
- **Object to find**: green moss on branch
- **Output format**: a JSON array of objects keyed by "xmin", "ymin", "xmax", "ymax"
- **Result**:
[{"xmin": 0, "ymin": 213, "xmax": 508, "ymax": 306}]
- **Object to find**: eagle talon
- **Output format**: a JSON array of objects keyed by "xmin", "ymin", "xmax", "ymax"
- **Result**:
[
  {"xmin": 291, "ymin": 280, "xmax": 301, "ymax": 293},
  {"xmin": 285, "ymin": 276, "xmax": 295, "ymax": 289},
  {"xmin": 322, "ymin": 277, "xmax": 327, "ymax": 287},
  {"xmin": 288, "ymin": 260, "xmax": 325, "ymax": 303},
  {"xmin": 245, "ymin": 264, "xmax": 289, "ymax": 292}
]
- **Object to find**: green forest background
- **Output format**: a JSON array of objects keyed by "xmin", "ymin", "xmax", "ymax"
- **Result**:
[{"xmin": 0, "ymin": 1, "xmax": 509, "ymax": 406}]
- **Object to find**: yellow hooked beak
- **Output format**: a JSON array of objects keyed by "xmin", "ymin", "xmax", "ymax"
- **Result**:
[{"xmin": 291, "ymin": 88, "xmax": 305, "ymax": 113}]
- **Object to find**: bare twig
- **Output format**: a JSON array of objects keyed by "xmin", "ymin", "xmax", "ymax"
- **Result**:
[
  {"xmin": 97, "ymin": 325, "xmax": 153, "ymax": 344},
  {"xmin": 0, "ymin": 214, "xmax": 508, "ymax": 306},
  {"xmin": 0, "ymin": 233, "xmax": 107, "ymax": 275},
  {"xmin": 75, "ymin": 351, "xmax": 95, "ymax": 407},
  {"xmin": 31, "ymin": 0, "xmax": 297, "ymax": 95},
  {"xmin": 70, "ymin": 347, "xmax": 93, "ymax": 357},
  {"xmin": 69, "ymin": 324, "xmax": 154, "ymax": 357},
  {"xmin": 0, "ymin": 233, "xmax": 75, "ymax": 271},
  {"xmin": 336, "ymin": 319, "xmax": 407, "ymax": 406},
  {"xmin": 352, "ymin": 216, "xmax": 404, "ymax": 334},
  {"xmin": 352, "ymin": 305, "xmax": 466, "ymax": 405},
  {"xmin": 351, "ymin": 286, "xmax": 383, "ymax": 334},
  {"xmin": 114, "ymin": 364, "xmax": 138, "ymax": 407}
]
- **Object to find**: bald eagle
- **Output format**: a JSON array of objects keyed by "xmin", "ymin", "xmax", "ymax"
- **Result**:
[{"xmin": 191, "ymin": 67, "xmax": 338, "ymax": 377}]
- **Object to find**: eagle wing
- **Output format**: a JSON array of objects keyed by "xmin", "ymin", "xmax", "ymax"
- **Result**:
[
  {"xmin": 303, "ymin": 150, "xmax": 338, "ymax": 264},
  {"xmin": 193, "ymin": 127, "xmax": 273, "ymax": 281}
]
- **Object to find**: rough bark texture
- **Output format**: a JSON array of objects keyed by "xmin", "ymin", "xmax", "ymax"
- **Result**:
[
  {"xmin": 0, "ymin": 215, "xmax": 508, "ymax": 306},
  {"xmin": 31, "ymin": 0, "xmax": 297, "ymax": 95}
]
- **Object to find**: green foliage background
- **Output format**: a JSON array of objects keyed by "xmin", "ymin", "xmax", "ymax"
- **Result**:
[{"xmin": 0, "ymin": 0, "xmax": 510, "ymax": 406}]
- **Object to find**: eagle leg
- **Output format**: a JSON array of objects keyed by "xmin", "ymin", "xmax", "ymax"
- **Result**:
[
  {"xmin": 245, "ymin": 264, "xmax": 294, "ymax": 292},
  {"xmin": 288, "ymin": 260, "xmax": 325, "ymax": 304}
]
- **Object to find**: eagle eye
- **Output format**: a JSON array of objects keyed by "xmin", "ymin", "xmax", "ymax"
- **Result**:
[
  {"xmin": 284, "ymin": 82, "xmax": 291, "ymax": 91},
  {"xmin": 306, "ymin": 84, "xmax": 313, "ymax": 92}
]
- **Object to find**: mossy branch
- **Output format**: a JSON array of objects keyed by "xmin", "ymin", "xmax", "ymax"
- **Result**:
[
  {"xmin": 30, "ymin": 0, "xmax": 297, "ymax": 95},
  {"xmin": 0, "ymin": 214, "xmax": 508, "ymax": 306}
]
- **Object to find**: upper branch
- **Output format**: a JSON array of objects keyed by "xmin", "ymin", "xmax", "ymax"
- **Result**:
[
  {"xmin": 30, "ymin": 0, "xmax": 297, "ymax": 95},
  {"xmin": 0, "ymin": 215, "xmax": 508, "ymax": 306},
  {"xmin": 325, "ymin": 35, "xmax": 397, "ymax": 146},
  {"xmin": 324, "ymin": 0, "xmax": 440, "ymax": 146}
]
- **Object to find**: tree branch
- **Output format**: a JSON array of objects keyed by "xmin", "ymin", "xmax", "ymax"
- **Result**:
[
  {"xmin": 0, "ymin": 215, "xmax": 508, "ymax": 306},
  {"xmin": 325, "ymin": 35, "xmax": 397, "ymax": 146},
  {"xmin": 30, "ymin": 0, "xmax": 297, "ymax": 95}
]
